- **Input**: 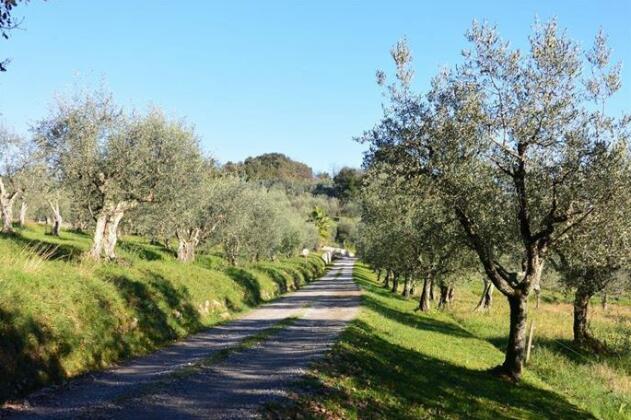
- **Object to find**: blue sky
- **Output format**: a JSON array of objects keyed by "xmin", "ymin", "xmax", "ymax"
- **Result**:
[{"xmin": 1, "ymin": 1, "xmax": 629, "ymax": 173}]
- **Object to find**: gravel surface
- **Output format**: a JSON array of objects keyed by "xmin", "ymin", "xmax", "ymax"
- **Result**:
[{"xmin": 5, "ymin": 257, "xmax": 360, "ymax": 419}]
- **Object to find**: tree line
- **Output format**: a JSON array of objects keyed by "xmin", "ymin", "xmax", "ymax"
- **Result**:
[
  {"xmin": 356, "ymin": 20, "xmax": 631, "ymax": 382},
  {"xmin": 0, "ymin": 88, "xmax": 356, "ymax": 264}
]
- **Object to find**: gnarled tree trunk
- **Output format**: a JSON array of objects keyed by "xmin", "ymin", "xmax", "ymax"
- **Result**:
[
  {"xmin": 18, "ymin": 200, "xmax": 27, "ymax": 227},
  {"xmin": 87, "ymin": 202, "xmax": 130, "ymax": 260},
  {"xmin": 403, "ymin": 275, "xmax": 411, "ymax": 298},
  {"xmin": 176, "ymin": 228, "xmax": 201, "ymax": 263},
  {"xmin": 0, "ymin": 178, "xmax": 18, "ymax": 233},
  {"xmin": 497, "ymin": 293, "xmax": 528, "ymax": 382},
  {"xmin": 0, "ymin": 196, "xmax": 16, "ymax": 233},
  {"xmin": 573, "ymin": 286, "xmax": 593, "ymax": 345},
  {"xmin": 103, "ymin": 211, "xmax": 124, "ymax": 260},
  {"xmin": 88, "ymin": 213, "xmax": 108, "ymax": 259},
  {"xmin": 383, "ymin": 270, "xmax": 391, "ymax": 289},
  {"xmin": 438, "ymin": 284, "xmax": 455, "ymax": 309},
  {"xmin": 391, "ymin": 272, "xmax": 399, "ymax": 293},
  {"xmin": 418, "ymin": 275, "xmax": 432, "ymax": 311},
  {"xmin": 475, "ymin": 280, "xmax": 494, "ymax": 311},
  {"xmin": 48, "ymin": 199, "xmax": 63, "ymax": 236}
]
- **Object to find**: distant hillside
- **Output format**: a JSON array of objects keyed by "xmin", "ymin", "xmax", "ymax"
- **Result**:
[{"xmin": 225, "ymin": 153, "xmax": 314, "ymax": 183}]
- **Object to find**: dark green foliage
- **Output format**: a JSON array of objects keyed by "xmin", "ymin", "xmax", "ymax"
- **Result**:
[
  {"xmin": 335, "ymin": 218, "xmax": 356, "ymax": 245},
  {"xmin": 236, "ymin": 153, "xmax": 314, "ymax": 183},
  {"xmin": 332, "ymin": 167, "xmax": 363, "ymax": 203}
]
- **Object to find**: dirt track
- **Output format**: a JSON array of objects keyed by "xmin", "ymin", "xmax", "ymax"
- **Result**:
[{"xmin": 7, "ymin": 257, "xmax": 360, "ymax": 419}]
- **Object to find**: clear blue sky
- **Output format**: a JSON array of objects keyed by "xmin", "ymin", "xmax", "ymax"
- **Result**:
[{"xmin": 1, "ymin": 1, "xmax": 629, "ymax": 173}]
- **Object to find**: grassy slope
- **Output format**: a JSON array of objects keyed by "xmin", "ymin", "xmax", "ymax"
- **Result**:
[
  {"xmin": 0, "ymin": 224, "xmax": 326, "ymax": 403},
  {"xmin": 271, "ymin": 264, "xmax": 630, "ymax": 420}
]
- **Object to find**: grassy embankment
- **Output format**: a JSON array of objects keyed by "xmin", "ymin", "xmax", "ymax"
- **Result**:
[
  {"xmin": 270, "ymin": 263, "xmax": 630, "ymax": 419},
  {"xmin": 0, "ymin": 224, "xmax": 326, "ymax": 403}
]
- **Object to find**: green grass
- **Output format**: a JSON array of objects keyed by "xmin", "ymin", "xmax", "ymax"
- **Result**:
[
  {"xmin": 0, "ymin": 224, "xmax": 326, "ymax": 403},
  {"xmin": 268, "ymin": 263, "xmax": 630, "ymax": 419}
]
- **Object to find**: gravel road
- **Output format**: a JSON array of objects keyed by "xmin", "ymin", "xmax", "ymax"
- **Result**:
[{"xmin": 6, "ymin": 257, "xmax": 360, "ymax": 419}]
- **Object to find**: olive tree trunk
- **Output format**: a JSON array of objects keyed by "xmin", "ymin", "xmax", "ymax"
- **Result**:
[
  {"xmin": 497, "ymin": 293, "xmax": 528, "ymax": 381},
  {"xmin": 573, "ymin": 286, "xmax": 593, "ymax": 345},
  {"xmin": 87, "ymin": 204, "xmax": 128, "ymax": 260},
  {"xmin": 103, "ymin": 211, "xmax": 124, "ymax": 259},
  {"xmin": 403, "ymin": 275, "xmax": 411, "ymax": 299},
  {"xmin": 0, "ymin": 196, "xmax": 16, "ymax": 233},
  {"xmin": 0, "ymin": 178, "xmax": 18, "ymax": 233},
  {"xmin": 418, "ymin": 275, "xmax": 432, "ymax": 311},
  {"xmin": 176, "ymin": 228, "xmax": 201, "ymax": 263},
  {"xmin": 18, "ymin": 200, "xmax": 27, "ymax": 227},
  {"xmin": 48, "ymin": 199, "xmax": 63, "ymax": 236},
  {"xmin": 391, "ymin": 272, "xmax": 399, "ymax": 293},
  {"xmin": 474, "ymin": 280, "xmax": 494, "ymax": 311},
  {"xmin": 438, "ymin": 285, "xmax": 455, "ymax": 309},
  {"xmin": 383, "ymin": 270, "xmax": 391, "ymax": 289},
  {"xmin": 88, "ymin": 213, "xmax": 108, "ymax": 259}
]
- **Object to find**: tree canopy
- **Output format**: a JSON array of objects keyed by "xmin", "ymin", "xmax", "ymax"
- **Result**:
[{"xmin": 357, "ymin": 20, "xmax": 631, "ymax": 381}]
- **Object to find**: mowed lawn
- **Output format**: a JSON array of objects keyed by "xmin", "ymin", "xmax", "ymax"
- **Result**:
[{"xmin": 268, "ymin": 263, "xmax": 630, "ymax": 419}]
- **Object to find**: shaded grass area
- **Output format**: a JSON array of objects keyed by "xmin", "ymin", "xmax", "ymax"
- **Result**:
[
  {"xmin": 269, "ymin": 264, "xmax": 606, "ymax": 419},
  {"xmin": 0, "ymin": 224, "xmax": 326, "ymax": 403}
]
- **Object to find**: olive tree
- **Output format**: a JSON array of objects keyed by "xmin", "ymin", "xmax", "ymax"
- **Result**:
[
  {"xmin": 211, "ymin": 181, "xmax": 318, "ymax": 265},
  {"xmin": 358, "ymin": 164, "xmax": 474, "ymax": 307},
  {"xmin": 552, "ymin": 155, "xmax": 631, "ymax": 346},
  {"xmin": 0, "ymin": 127, "xmax": 35, "ymax": 233},
  {"xmin": 357, "ymin": 168, "xmax": 412, "ymax": 292},
  {"xmin": 361, "ymin": 22, "xmax": 628, "ymax": 381},
  {"xmin": 131, "ymin": 150, "xmax": 212, "ymax": 263},
  {"xmin": 35, "ymin": 90, "xmax": 204, "ymax": 260},
  {"xmin": 206, "ymin": 179, "xmax": 251, "ymax": 265}
]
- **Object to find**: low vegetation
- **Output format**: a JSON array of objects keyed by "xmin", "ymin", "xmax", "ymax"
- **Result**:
[
  {"xmin": 0, "ymin": 224, "xmax": 326, "ymax": 403},
  {"xmin": 269, "ymin": 264, "xmax": 630, "ymax": 419}
]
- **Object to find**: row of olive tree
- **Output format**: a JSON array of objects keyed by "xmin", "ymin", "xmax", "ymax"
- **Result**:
[
  {"xmin": 357, "ymin": 164, "xmax": 475, "ymax": 310},
  {"xmin": 357, "ymin": 20, "xmax": 631, "ymax": 382},
  {"xmin": 1, "ymin": 88, "xmax": 320, "ymax": 264}
]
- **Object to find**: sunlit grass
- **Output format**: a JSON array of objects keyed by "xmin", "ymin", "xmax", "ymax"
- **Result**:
[
  {"xmin": 450, "ymin": 278, "xmax": 631, "ymax": 420},
  {"xmin": 269, "ymin": 263, "xmax": 630, "ymax": 419}
]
